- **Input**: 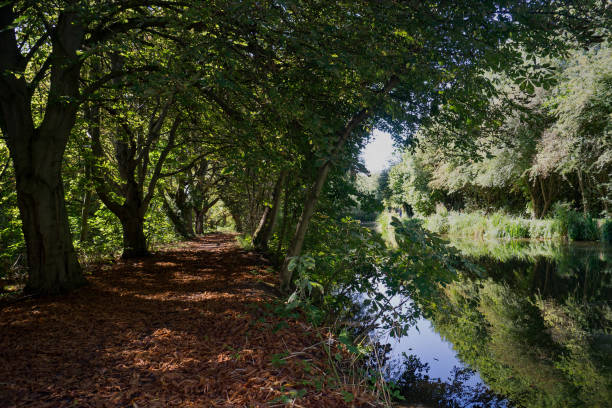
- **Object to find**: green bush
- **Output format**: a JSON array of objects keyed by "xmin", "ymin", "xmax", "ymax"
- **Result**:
[
  {"xmin": 567, "ymin": 212, "xmax": 599, "ymax": 241},
  {"xmin": 419, "ymin": 207, "xmax": 604, "ymax": 241},
  {"xmin": 602, "ymin": 220, "xmax": 612, "ymax": 244},
  {"xmin": 376, "ymin": 211, "xmax": 396, "ymax": 246},
  {"xmin": 235, "ymin": 234, "xmax": 254, "ymax": 250},
  {"xmin": 446, "ymin": 211, "xmax": 488, "ymax": 238},
  {"xmin": 487, "ymin": 212, "xmax": 530, "ymax": 239},
  {"xmin": 550, "ymin": 203, "xmax": 600, "ymax": 241},
  {"xmin": 0, "ymin": 183, "xmax": 25, "ymax": 277}
]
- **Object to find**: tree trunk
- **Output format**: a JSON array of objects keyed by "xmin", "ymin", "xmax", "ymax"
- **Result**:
[
  {"xmin": 194, "ymin": 210, "xmax": 205, "ymax": 234},
  {"xmin": 253, "ymin": 170, "xmax": 287, "ymax": 251},
  {"xmin": 229, "ymin": 208, "xmax": 244, "ymax": 233},
  {"xmin": 280, "ymin": 162, "xmax": 332, "ymax": 292},
  {"xmin": 14, "ymin": 166, "xmax": 85, "ymax": 294},
  {"xmin": 194, "ymin": 197, "xmax": 220, "ymax": 234},
  {"xmin": 279, "ymin": 77, "xmax": 398, "ymax": 292},
  {"xmin": 0, "ymin": 7, "xmax": 85, "ymax": 294},
  {"xmin": 539, "ymin": 176, "xmax": 551, "ymax": 218},
  {"xmin": 528, "ymin": 179, "xmax": 541, "ymax": 219},
  {"xmin": 79, "ymin": 187, "xmax": 92, "ymax": 243},
  {"xmin": 162, "ymin": 192, "xmax": 195, "ymax": 239},
  {"xmin": 161, "ymin": 180, "xmax": 196, "ymax": 239},
  {"xmin": 276, "ymin": 183, "xmax": 291, "ymax": 258},
  {"xmin": 184, "ymin": 206, "xmax": 194, "ymax": 236},
  {"xmin": 120, "ymin": 211, "xmax": 149, "ymax": 258},
  {"xmin": 253, "ymin": 207, "xmax": 272, "ymax": 246}
]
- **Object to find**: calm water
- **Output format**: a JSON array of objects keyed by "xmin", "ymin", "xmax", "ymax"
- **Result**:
[{"xmin": 377, "ymin": 239, "xmax": 612, "ymax": 407}]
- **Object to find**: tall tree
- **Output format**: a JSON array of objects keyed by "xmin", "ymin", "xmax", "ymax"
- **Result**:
[
  {"xmin": 87, "ymin": 91, "xmax": 183, "ymax": 258},
  {"xmin": 275, "ymin": 0, "xmax": 597, "ymax": 291},
  {"xmin": 0, "ymin": 1, "xmax": 185, "ymax": 292}
]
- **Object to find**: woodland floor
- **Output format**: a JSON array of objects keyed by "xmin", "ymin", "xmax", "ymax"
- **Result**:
[{"xmin": 0, "ymin": 233, "xmax": 376, "ymax": 407}]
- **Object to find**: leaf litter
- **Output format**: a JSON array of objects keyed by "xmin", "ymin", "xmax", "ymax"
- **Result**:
[{"xmin": 0, "ymin": 233, "xmax": 377, "ymax": 407}]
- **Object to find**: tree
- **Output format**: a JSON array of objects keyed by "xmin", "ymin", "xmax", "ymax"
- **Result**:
[
  {"xmin": 533, "ymin": 42, "xmax": 612, "ymax": 216},
  {"xmin": 0, "ymin": 1, "xmax": 187, "ymax": 292},
  {"xmin": 390, "ymin": 41, "xmax": 611, "ymax": 219},
  {"xmin": 0, "ymin": 0, "xmax": 606, "ymax": 293},
  {"xmin": 86, "ymin": 90, "xmax": 183, "ymax": 258},
  {"xmin": 161, "ymin": 157, "xmax": 226, "ymax": 237},
  {"xmin": 253, "ymin": 169, "xmax": 287, "ymax": 252},
  {"xmin": 277, "ymin": 0, "xmax": 602, "ymax": 291}
]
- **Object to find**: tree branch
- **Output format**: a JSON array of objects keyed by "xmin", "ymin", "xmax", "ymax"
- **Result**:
[
  {"xmin": 27, "ymin": 56, "xmax": 52, "ymax": 94},
  {"xmin": 158, "ymin": 151, "xmax": 213, "ymax": 179},
  {"xmin": 80, "ymin": 64, "xmax": 160, "ymax": 98},
  {"xmin": 143, "ymin": 114, "xmax": 181, "ymax": 207},
  {"xmin": 21, "ymin": 31, "xmax": 50, "ymax": 69}
]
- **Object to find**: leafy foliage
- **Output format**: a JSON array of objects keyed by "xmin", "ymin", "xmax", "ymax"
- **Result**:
[
  {"xmin": 419, "ymin": 241, "xmax": 612, "ymax": 408},
  {"xmin": 381, "ymin": 42, "xmax": 612, "ymax": 222}
]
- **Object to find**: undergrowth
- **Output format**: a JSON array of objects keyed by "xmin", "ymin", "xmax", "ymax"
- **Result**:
[
  {"xmin": 412, "ymin": 206, "xmax": 609, "ymax": 242},
  {"xmin": 235, "ymin": 234, "xmax": 254, "ymax": 250},
  {"xmin": 275, "ymin": 216, "xmax": 475, "ymax": 406}
]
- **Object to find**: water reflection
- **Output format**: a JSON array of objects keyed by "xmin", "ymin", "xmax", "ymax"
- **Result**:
[
  {"xmin": 382, "ymin": 239, "xmax": 612, "ymax": 407},
  {"xmin": 390, "ymin": 355, "xmax": 508, "ymax": 408}
]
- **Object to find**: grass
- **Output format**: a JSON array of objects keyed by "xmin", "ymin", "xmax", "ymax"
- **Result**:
[
  {"xmin": 420, "ymin": 209, "xmax": 608, "ymax": 242},
  {"xmin": 423, "ymin": 211, "xmax": 556, "ymax": 239},
  {"xmin": 448, "ymin": 237, "xmax": 564, "ymax": 262}
]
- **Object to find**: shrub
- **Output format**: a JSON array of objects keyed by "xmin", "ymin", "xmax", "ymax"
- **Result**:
[
  {"xmin": 446, "ymin": 212, "xmax": 488, "ymax": 238},
  {"xmin": 551, "ymin": 202, "xmax": 600, "ymax": 241},
  {"xmin": 487, "ymin": 212, "xmax": 530, "ymax": 239},
  {"xmin": 236, "ymin": 234, "xmax": 253, "ymax": 250},
  {"xmin": 551, "ymin": 202, "xmax": 572, "ymax": 237},
  {"xmin": 419, "ymin": 207, "xmax": 606, "ymax": 241},
  {"xmin": 377, "ymin": 211, "xmax": 396, "ymax": 246},
  {"xmin": 501, "ymin": 219, "xmax": 530, "ymax": 239},
  {"xmin": 435, "ymin": 202, "xmax": 449, "ymax": 217},
  {"xmin": 567, "ymin": 212, "xmax": 599, "ymax": 241},
  {"xmin": 583, "ymin": 217, "xmax": 600, "ymax": 241}
]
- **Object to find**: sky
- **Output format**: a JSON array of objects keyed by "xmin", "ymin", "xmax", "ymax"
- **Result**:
[{"xmin": 360, "ymin": 129, "xmax": 396, "ymax": 173}]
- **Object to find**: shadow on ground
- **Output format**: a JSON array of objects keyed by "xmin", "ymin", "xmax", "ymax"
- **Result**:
[{"xmin": 0, "ymin": 234, "xmax": 356, "ymax": 407}]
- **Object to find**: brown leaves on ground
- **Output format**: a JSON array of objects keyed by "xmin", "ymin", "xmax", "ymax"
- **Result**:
[{"xmin": 0, "ymin": 233, "xmax": 376, "ymax": 407}]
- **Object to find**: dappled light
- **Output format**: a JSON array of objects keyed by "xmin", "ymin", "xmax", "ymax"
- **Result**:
[
  {"xmin": 0, "ymin": 1, "xmax": 609, "ymax": 406},
  {"xmin": 0, "ymin": 235, "xmax": 364, "ymax": 407}
]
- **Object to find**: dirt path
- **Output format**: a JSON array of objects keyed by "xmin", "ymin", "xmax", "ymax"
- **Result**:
[{"xmin": 0, "ymin": 234, "xmax": 369, "ymax": 407}]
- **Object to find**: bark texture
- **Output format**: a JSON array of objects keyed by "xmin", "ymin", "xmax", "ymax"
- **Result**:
[
  {"xmin": 120, "ymin": 212, "xmax": 149, "ymax": 258},
  {"xmin": 253, "ymin": 170, "xmax": 286, "ymax": 252},
  {"xmin": 0, "ymin": 7, "xmax": 85, "ymax": 293}
]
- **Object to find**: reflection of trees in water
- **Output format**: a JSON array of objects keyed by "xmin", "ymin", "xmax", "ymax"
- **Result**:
[
  {"xmin": 470, "ymin": 247, "xmax": 611, "ymax": 302},
  {"xmin": 357, "ymin": 240, "xmax": 611, "ymax": 406},
  {"xmin": 388, "ymin": 353, "xmax": 508, "ymax": 408},
  {"xmin": 423, "ymin": 247, "xmax": 612, "ymax": 408}
]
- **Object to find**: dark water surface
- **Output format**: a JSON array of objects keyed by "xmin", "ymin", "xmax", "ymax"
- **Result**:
[{"xmin": 379, "ymin": 239, "xmax": 612, "ymax": 407}]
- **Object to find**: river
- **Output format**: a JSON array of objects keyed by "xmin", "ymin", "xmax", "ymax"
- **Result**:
[{"xmin": 375, "ymin": 238, "xmax": 612, "ymax": 407}]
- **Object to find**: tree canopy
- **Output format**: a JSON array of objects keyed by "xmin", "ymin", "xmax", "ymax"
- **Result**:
[{"xmin": 0, "ymin": 0, "xmax": 609, "ymax": 294}]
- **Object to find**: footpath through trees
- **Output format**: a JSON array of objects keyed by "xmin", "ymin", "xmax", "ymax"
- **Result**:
[{"xmin": 0, "ymin": 234, "xmax": 372, "ymax": 407}]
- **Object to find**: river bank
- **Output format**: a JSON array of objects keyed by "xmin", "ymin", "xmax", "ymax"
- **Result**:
[{"xmin": 377, "ymin": 209, "xmax": 612, "ymax": 242}]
